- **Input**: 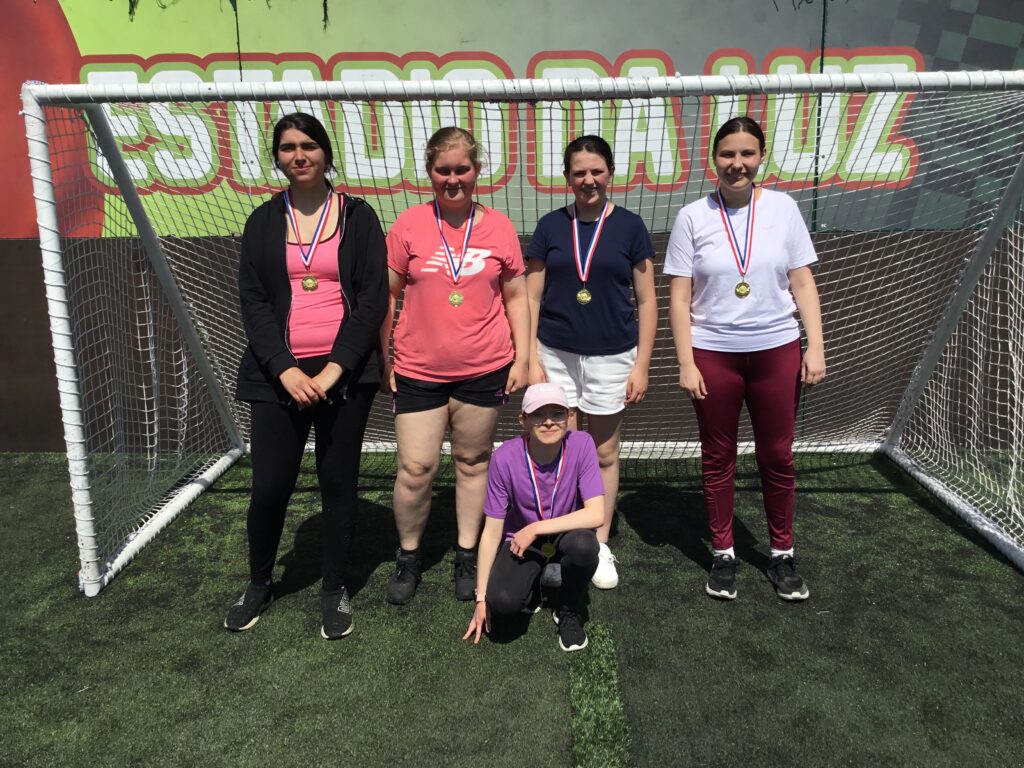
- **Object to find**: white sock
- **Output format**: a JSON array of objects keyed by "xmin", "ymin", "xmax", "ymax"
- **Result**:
[
  {"xmin": 770, "ymin": 547, "xmax": 794, "ymax": 559},
  {"xmin": 713, "ymin": 547, "xmax": 735, "ymax": 559}
]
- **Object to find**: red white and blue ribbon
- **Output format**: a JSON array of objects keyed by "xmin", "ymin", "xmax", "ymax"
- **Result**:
[
  {"xmin": 434, "ymin": 200, "xmax": 474, "ymax": 285},
  {"xmin": 284, "ymin": 188, "xmax": 334, "ymax": 270},
  {"xmin": 523, "ymin": 435, "xmax": 566, "ymax": 521},
  {"xmin": 571, "ymin": 201, "xmax": 610, "ymax": 284},
  {"xmin": 716, "ymin": 186, "xmax": 756, "ymax": 279}
]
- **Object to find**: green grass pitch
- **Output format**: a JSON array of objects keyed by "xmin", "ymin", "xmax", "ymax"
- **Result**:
[{"xmin": 2, "ymin": 452, "xmax": 1023, "ymax": 767}]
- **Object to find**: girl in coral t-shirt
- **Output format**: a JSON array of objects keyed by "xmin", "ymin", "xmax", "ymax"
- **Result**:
[{"xmin": 381, "ymin": 127, "xmax": 530, "ymax": 606}]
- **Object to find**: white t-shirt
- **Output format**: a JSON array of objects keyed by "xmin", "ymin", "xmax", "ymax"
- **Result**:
[{"xmin": 664, "ymin": 187, "xmax": 817, "ymax": 353}]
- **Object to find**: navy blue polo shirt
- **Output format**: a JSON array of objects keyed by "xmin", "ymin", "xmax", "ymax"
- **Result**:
[{"xmin": 526, "ymin": 206, "xmax": 654, "ymax": 355}]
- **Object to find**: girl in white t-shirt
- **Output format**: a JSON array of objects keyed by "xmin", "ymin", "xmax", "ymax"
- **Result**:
[{"xmin": 664, "ymin": 117, "xmax": 825, "ymax": 602}]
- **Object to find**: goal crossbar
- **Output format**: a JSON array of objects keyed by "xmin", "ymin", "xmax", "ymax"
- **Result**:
[{"xmin": 23, "ymin": 70, "xmax": 1024, "ymax": 107}]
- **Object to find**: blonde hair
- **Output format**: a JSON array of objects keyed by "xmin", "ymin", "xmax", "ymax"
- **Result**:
[{"xmin": 424, "ymin": 126, "xmax": 482, "ymax": 173}]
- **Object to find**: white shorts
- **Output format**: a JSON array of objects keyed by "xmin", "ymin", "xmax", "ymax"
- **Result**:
[{"xmin": 536, "ymin": 341, "xmax": 637, "ymax": 416}]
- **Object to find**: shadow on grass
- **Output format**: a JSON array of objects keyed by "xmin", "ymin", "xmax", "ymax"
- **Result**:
[
  {"xmin": 486, "ymin": 588, "xmax": 590, "ymax": 645},
  {"xmin": 870, "ymin": 453, "xmax": 1018, "ymax": 569},
  {"xmin": 274, "ymin": 485, "xmax": 470, "ymax": 601},
  {"xmin": 486, "ymin": 612, "xmax": 533, "ymax": 644},
  {"xmin": 617, "ymin": 481, "xmax": 769, "ymax": 573},
  {"xmin": 275, "ymin": 497, "xmax": 395, "ymax": 600}
]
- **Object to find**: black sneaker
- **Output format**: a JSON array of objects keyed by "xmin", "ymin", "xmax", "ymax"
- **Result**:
[
  {"xmin": 224, "ymin": 582, "xmax": 273, "ymax": 631},
  {"xmin": 453, "ymin": 549, "xmax": 477, "ymax": 602},
  {"xmin": 320, "ymin": 587, "xmax": 354, "ymax": 640},
  {"xmin": 552, "ymin": 608, "xmax": 588, "ymax": 652},
  {"xmin": 767, "ymin": 555, "xmax": 810, "ymax": 601},
  {"xmin": 386, "ymin": 550, "xmax": 422, "ymax": 605},
  {"xmin": 706, "ymin": 554, "xmax": 738, "ymax": 600}
]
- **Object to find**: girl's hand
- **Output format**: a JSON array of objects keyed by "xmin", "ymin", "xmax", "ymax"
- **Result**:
[
  {"xmin": 625, "ymin": 366, "xmax": 649, "ymax": 404},
  {"xmin": 382, "ymin": 358, "xmax": 397, "ymax": 393},
  {"xmin": 679, "ymin": 364, "xmax": 707, "ymax": 401},
  {"xmin": 279, "ymin": 367, "xmax": 327, "ymax": 407},
  {"xmin": 509, "ymin": 525, "xmax": 538, "ymax": 558},
  {"xmin": 313, "ymin": 362, "xmax": 343, "ymax": 395},
  {"xmin": 462, "ymin": 601, "xmax": 491, "ymax": 644},
  {"xmin": 801, "ymin": 347, "xmax": 826, "ymax": 385},
  {"xmin": 505, "ymin": 359, "xmax": 529, "ymax": 395},
  {"xmin": 528, "ymin": 361, "xmax": 547, "ymax": 386}
]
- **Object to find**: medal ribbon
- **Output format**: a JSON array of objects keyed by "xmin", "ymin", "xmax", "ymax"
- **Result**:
[
  {"xmin": 523, "ymin": 435, "xmax": 566, "ymax": 521},
  {"xmin": 434, "ymin": 200, "xmax": 474, "ymax": 285},
  {"xmin": 571, "ymin": 202, "xmax": 610, "ymax": 284},
  {"xmin": 716, "ymin": 186, "xmax": 756, "ymax": 279},
  {"xmin": 284, "ymin": 188, "xmax": 334, "ymax": 271}
]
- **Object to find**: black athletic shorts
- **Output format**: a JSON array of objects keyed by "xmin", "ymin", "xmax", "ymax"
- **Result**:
[{"xmin": 393, "ymin": 363, "xmax": 512, "ymax": 415}]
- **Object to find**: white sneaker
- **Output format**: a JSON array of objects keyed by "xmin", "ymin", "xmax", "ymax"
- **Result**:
[{"xmin": 592, "ymin": 542, "xmax": 619, "ymax": 589}]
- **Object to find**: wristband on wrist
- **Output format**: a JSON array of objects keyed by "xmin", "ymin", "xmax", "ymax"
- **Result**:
[{"xmin": 474, "ymin": 589, "xmax": 486, "ymax": 603}]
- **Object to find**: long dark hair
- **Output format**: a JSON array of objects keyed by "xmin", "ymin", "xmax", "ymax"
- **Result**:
[{"xmin": 271, "ymin": 112, "xmax": 336, "ymax": 174}]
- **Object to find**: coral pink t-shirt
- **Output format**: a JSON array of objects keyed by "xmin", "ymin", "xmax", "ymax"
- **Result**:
[
  {"xmin": 287, "ymin": 210, "xmax": 344, "ymax": 359},
  {"xmin": 387, "ymin": 203, "xmax": 524, "ymax": 382}
]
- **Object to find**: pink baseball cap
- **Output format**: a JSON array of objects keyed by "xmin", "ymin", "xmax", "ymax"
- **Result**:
[{"xmin": 521, "ymin": 383, "xmax": 569, "ymax": 414}]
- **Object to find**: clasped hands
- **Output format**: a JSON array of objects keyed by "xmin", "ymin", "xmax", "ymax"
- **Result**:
[{"xmin": 279, "ymin": 362, "xmax": 343, "ymax": 408}]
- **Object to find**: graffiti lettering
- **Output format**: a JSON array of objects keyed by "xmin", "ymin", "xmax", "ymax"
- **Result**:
[{"xmin": 81, "ymin": 46, "xmax": 920, "ymax": 202}]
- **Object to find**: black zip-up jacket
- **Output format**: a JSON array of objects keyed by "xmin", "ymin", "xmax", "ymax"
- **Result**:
[{"xmin": 235, "ymin": 193, "xmax": 388, "ymax": 403}]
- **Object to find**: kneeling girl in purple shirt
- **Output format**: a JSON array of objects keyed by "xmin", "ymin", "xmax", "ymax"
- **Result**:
[{"xmin": 463, "ymin": 382, "xmax": 604, "ymax": 651}]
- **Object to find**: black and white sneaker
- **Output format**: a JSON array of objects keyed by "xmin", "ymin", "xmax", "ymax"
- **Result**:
[
  {"xmin": 453, "ymin": 549, "xmax": 477, "ymax": 602},
  {"xmin": 224, "ymin": 582, "xmax": 273, "ymax": 631},
  {"xmin": 552, "ymin": 608, "xmax": 588, "ymax": 652},
  {"xmin": 386, "ymin": 550, "xmax": 422, "ymax": 605},
  {"xmin": 767, "ymin": 555, "xmax": 810, "ymax": 601},
  {"xmin": 705, "ymin": 554, "xmax": 738, "ymax": 600},
  {"xmin": 320, "ymin": 587, "xmax": 354, "ymax": 640}
]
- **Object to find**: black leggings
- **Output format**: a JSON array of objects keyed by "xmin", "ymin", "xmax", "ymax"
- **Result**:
[
  {"xmin": 246, "ymin": 379, "xmax": 377, "ymax": 592},
  {"xmin": 486, "ymin": 529, "xmax": 599, "ymax": 614}
]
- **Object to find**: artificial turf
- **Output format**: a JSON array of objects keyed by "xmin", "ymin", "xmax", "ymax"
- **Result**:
[{"xmin": 2, "ymin": 452, "xmax": 1022, "ymax": 767}]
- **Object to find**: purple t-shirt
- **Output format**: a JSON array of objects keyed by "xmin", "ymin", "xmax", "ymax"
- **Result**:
[{"xmin": 483, "ymin": 430, "xmax": 605, "ymax": 540}]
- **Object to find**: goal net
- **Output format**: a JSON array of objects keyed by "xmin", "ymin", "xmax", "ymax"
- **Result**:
[{"xmin": 22, "ymin": 71, "xmax": 1024, "ymax": 594}]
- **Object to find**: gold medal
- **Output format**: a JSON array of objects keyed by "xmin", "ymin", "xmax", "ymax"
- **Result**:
[
  {"xmin": 576, "ymin": 288, "xmax": 592, "ymax": 305},
  {"xmin": 717, "ymin": 187, "xmax": 756, "ymax": 301},
  {"xmin": 285, "ymin": 188, "xmax": 333, "ymax": 292},
  {"xmin": 435, "ymin": 201, "xmax": 474, "ymax": 308},
  {"xmin": 540, "ymin": 541, "xmax": 556, "ymax": 559}
]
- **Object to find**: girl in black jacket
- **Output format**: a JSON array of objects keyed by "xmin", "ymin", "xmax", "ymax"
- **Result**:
[{"xmin": 225, "ymin": 112, "xmax": 388, "ymax": 639}]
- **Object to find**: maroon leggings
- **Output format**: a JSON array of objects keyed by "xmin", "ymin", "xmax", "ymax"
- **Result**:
[{"xmin": 692, "ymin": 340, "xmax": 801, "ymax": 552}]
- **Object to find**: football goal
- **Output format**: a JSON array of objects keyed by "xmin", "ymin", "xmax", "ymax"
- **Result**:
[{"xmin": 21, "ymin": 69, "xmax": 1024, "ymax": 594}]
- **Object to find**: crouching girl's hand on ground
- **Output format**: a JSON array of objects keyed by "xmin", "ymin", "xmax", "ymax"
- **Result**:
[{"xmin": 462, "ymin": 601, "xmax": 491, "ymax": 644}]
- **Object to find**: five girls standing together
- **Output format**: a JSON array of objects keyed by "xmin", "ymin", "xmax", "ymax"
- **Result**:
[{"xmin": 226, "ymin": 112, "xmax": 825, "ymax": 651}]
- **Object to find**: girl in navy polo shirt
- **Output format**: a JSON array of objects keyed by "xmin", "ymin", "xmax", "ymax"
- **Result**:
[{"xmin": 525, "ymin": 136, "xmax": 658, "ymax": 592}]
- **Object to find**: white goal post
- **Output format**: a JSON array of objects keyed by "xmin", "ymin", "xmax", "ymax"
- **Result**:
[{"xmin": 22, "ymin": 70, "xmax": 1024, "ymax": 594}]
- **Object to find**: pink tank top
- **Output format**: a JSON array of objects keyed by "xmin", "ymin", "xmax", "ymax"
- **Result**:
[{"xmin": 286, "ymin": 205, "xmax": 345, "ymax": 359}]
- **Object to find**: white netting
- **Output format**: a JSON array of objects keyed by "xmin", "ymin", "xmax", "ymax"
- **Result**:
[
  {"xmin": 25, "ymin": 74, "xmax": 1024, "ymax": 591},
  {"xmin": 894, "ymin": 197, "xmax": 1024, "ymax": 563}
]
